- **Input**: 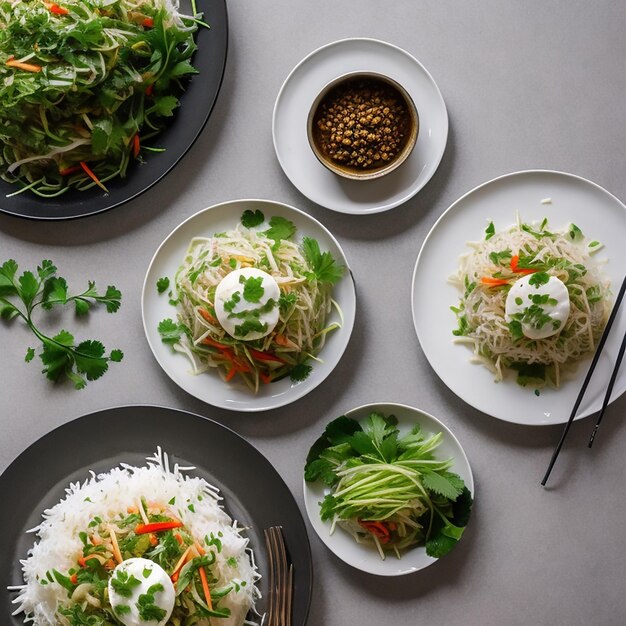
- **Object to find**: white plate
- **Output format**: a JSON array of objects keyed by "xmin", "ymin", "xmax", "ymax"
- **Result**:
[
  {"xmin": 303, "ymin": 402, "xmax": 474, "ymax": 576},
  {"xmin": 272, "ymin": 38, "xmax": 448, "ymax": 214},
  {"xmin": 412, "ymin": 170, "xmax": 626, "ymax": 425},
  {"xmin": 142, "ymin": 199, "xmax": 356, "ymax": 412}
]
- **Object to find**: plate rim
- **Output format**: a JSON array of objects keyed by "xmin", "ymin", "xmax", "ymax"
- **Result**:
[
  {"xmin": 0, "ymin": 0, "xmax": 229, "ymax": 221},
  {"xmin": 272, "ymin": 36, "xmax": 449, "ymax": 215},
  {"xmin": 141, "ymin": 197, "xmax": 356, "ymax": 412},
  {"xmin": 411, "ymin": 168, "xmax": 626, "ymax": 425},
  {"xmin": 302, "ymin": 401, "xmax": 474, "ymax": 576},
  {"xmin": 0, "ymin": 403, "xmax": 313, "ymax": 625}
]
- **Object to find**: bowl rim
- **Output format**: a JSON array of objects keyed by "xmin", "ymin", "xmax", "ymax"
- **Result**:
[{"xmin": 306, "ymin": 70, "xmax": 419, "ymax": 181}]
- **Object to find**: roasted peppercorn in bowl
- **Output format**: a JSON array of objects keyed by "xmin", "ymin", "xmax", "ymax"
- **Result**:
[{"xmin": 307, "ymin": 72, "xmax": 419, "ymax": 180}]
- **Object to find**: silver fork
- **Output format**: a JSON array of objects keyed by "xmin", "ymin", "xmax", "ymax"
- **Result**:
[{"xmin": 264, "ymin": 526, "xmax": 293, "ymax": 626}]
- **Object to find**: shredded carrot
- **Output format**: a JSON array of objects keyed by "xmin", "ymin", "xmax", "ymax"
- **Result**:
[
  {"xmin": 149, "ymin": 533, "xmax": 159, "ymax": 547},
  {"xmin": 225, "ymin": 365, "xmax": 237, "ymax": 382},
  {"xmin": 79, "ymin": 161, "xmax": 108, "ymax": 193},
  {"xmin": 142, "ymin": 17, "xmax": 154, "ymax": 27},
  {"xmin": 170, "ymin": 546, "xmax": 193, "ymax": 583},
  {"xmin": 48, "ymin": 3, "xmax": 69, "ymax": 14},
  {"xmin": 59, "ymin": 165, "xmax": 81, "ymax": 176},
  {"xmin": 70, "ymin": 573, "xmax": 78, "ymax": 584},
  {"xmin": 145, "ymin": 84, "xmax": 154, "ymax": 96},
  {"xmin": 198, "ymin": 566, "xmax": 213, "ymax": 610},
  {"xmin": 510, "ymin": 255, "xmax": 539, "ymax": 275},
  {"xmin": 132, "ymin": 133, "xmax": 140, "ymax": 158},
  {"xmin": 481, "ymin": 276, "xmax": 509, "ymax": 287},
  {"xmin": 105, "ymin": 559, "xmax": 115, "ymax": 570},
  {"xmin": 174, "ymin": 533, "xmax": 184, "ymax": 546},
  {"xmin": 90, "ymin": 535, "xmax": 102, "ymax": 546},
  {"xmin": 259, "ymin": 371, "xmax": 272, "ymax": 385},
  {"xmin": 6, "ymin": 57, "xmax": 42, "ymax": 73},
  {"xmin": 107, "ymin": 526, "xmax": 123, "ymax": 564},
  {"xmin": 198, "ymin": 308, "xmax": 218, "ymax": 325}
]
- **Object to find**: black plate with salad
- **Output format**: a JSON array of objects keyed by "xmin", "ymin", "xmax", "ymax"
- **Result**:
[{"xmin": 0, "ymin": 0, "xmax": 227, "ymax": 220}]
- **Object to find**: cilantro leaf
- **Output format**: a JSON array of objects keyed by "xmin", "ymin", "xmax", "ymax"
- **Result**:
[
  {"xmin": 1, "ymin": 260, "xmax": 123, "ymax": 389},
  {"xmin": 234, "ymin": 318, "xmax": 267, "ymax": 337},
  {"xmin": 110, "ymin": 349, "xmax": 124, "ymax": 362},
  {"xmin": 278, "ymin": 292, "xmax": 297, "ymax": 312},
  {"xmin": 158, "ymin": 318, "xmax": 185, "ymax": 344},
  {"xmin": 568, "ymin": 223, "xmax": 584, "ymax": 242},
  {"xmin": 302, "ymin": 237, "xmax": 344, "ymax": 285},
  {"xmin": 111, "ymin": 570, "xmax": 142, "ymax": 598},
  {"xmin": 529, "ymin": 271, "xmax": 550, "ymax": 287},
  {"xmin": 151, "ymin": 95, "xmax": 180, "ymax": 117},
  {"xmin": 240, "ymin": 275, "xmax": 264, "ymax": 303},
  {"xmin": 485, "ymin": 221, "xmax": 495, "ymax": 240},
  {"xmin": 289, "ymin": 362, "xmax": 312, "ymax": 382},
  {"xmin": 156, "ymin": 277, "xmax": 170, "ymax": 294},
  {"xmin": 264, "ymin": 216, "xmax": 296, "ymax": 242},
  {"xmin": 241, "ymin": 209, "xmax": 265, "ymax": 228}
]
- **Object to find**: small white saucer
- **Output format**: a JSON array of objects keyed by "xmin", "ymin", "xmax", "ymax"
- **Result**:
[{"xmin": 273, "ymin": 38, "xmax": 448, "ymax": 215}]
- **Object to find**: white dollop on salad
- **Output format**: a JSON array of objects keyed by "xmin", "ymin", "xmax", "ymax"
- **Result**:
[
  {"xmin": 108, "ymin": 558, "xmax": 175, "ymax": 626},
  {"xmin": 214, "ymin": 268, "xmax": 281, "ymax": 341}
]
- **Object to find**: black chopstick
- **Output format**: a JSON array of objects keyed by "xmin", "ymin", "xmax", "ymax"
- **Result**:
[{"xmin": 541, "ymin": 274, "xmax": 626, "ymax": 486}]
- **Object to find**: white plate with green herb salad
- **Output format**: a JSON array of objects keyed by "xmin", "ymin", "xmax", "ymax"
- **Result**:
[
  {"xmin": 142, "ymin": 199, "xmax": 356, "ymax": 411},
  {"xmin": 303, "ymin": 402, "xmax": 474, "ymax": 576},
  {"xmin": 412, "ymin": 170, "xmax": 626, "ymax": 426}
]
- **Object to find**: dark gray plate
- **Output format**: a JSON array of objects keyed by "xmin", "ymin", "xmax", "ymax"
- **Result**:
[
  {"xmin": 0, "ymin": 405, "xmax": 312, "ymax": 625},
  {"xmin": 0, "ymin": 0, "xmax": 228, "ymax": 220}
]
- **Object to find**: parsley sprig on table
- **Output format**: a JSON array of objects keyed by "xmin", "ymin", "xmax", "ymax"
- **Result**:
[{"xmin": 0, "ymin": 259, "xmax": 123, "ymax": 389}]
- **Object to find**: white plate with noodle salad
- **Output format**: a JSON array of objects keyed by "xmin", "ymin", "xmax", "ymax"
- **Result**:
[
  {"xmin": 412, "ymin": 170, "xmax": 626, "ymax": 425},
  {"xmin": 142, "ymin": 199, "xmax": 356, "ymax": 411}
]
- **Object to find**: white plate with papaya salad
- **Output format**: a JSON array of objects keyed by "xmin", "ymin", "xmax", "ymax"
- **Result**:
[
  {"xmin": 412, "ymin": 170, "xmax": 626, "ymax": 425},
  {"xmin": 142, "ymin": 199, "xmax": 356, "ymax": 411}
]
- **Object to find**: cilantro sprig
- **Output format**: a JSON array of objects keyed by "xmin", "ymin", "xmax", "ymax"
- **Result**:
[
  {"xmin": 0, "ymin": 260, "xmax": 123, "ymax": 389},
  {"xmin": 305, "ymin": 413, "xmax": 472, "ymax": 558},
  {"xmin": 302, "ymin": 237, "xmax": 344, "ymax": 285}
]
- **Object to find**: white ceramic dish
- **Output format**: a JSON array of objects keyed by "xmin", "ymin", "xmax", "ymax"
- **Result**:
[
  {"xmin": 273, "ymin": 38, "xmax": 448, "ymax": 214},
  {"xmin": 412, "ymin": 170, "xmax": 626, "ymax": 425},
  {"xmin": 142, "ymin": 199, "xmax": 356, "ymax": 412},
  {"xmin": 303, "ymin": 402, "xmax": 474, "ymax": 576}
]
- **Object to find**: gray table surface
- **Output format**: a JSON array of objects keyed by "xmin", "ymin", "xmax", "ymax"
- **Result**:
[{"xmin": 2, "ymin": 1, "xmax": 626, "ymax": 624}]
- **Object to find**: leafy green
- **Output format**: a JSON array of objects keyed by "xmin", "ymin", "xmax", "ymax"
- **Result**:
[
  {"xmin": 241, "ymin": 209, "xmax": 265, "ymax": 228},
  {"xmin": 240, "ymin": 274, "xmax": 264, "ymax": 303},
  {"xmin": 0, "ymin": 260, "xmax": 123, "ymax": 389},
  {"xmin": 302, "ymin": 237, "xmax": 344, "ymax": 285},
  {"xmin": 484, "ymin": 221, "xmax": 495, "ymax": 240},
  {"xmin": 156, "ymin": 277, "xmax": 170, "ymax": 294},
  {"xmin": 529, "ymin": 271, "xmax": 550, "ymax": 287},
  {"xmin": 137, "ymin": 583, "xmax": 167, "ymax": 621},
  {"xmin": 289, "ymin": 362, "xmax": 312, "ymax": 383},
  {"xmin": 568, "ymin": 223, "xmax": 584, "ymax": 242},
  {"xmin": 263, "ymin": 216, "xmax": 296, "ymax": 243},
  {"xmin": 110, "ymin": 570, "xmax": 141, "ymax": 598},
  {"xmin": 158, "ymin": 318, "xmax": 186, "ymax": 344}
]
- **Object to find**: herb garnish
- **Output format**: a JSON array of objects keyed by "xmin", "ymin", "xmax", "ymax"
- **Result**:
[
  {"xmin": 302, "ymin": 237, "xmax": 345, "ymax": 284},
  {"xmin": 241, "ymin": 209, "xmax": 265, "ymax": 228},
  {"xmin": 0, "ymin": 260, "xmax": 123, "ymax": 389},
  {"xmin": 156, "ymin": 277, "xmax": 170, "ymax": 294}
]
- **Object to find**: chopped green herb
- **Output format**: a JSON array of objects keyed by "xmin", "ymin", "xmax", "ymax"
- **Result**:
[
  {"xmin": 111, "ymin": 570, "xmax": 141, "ymax": 598},
  {"xmin": 240, "ymin": 275, "xmax": 264, "ymax": 303},
  {"xmin": 290, "ymin": 362, "xmax": 312, "ymax": 382},
  {"xmin": 156, "ymin": 277, "xmax": 170, "ymax": 294},
  {"xmin": 485, "ymin": 221, "xmax": 495, "ymax": 240},
  {"xmin": 241, "ymin": 209, "xmax": 265, "ymax": 228},
  {"xmin": 529, "ymin": 272, "xmax": 550, "ymax": 288},
  {"xmin": 302, "ymin": 237, "xmax": 345, "ymax": 285},
  {"xmin": 568, "ymin": 223, "xmax": 584, "ymax": 242},
  {"xmin": 263, "ymin": 216, "xmax": 296, "ymax": 243}
]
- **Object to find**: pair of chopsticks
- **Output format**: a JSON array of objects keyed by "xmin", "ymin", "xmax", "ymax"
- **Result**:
[{"xmin": 541, "ymin": 275, "xmax": 626, "ymax": 486}]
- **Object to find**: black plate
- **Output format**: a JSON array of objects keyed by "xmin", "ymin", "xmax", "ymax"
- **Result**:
[
  {"xmin": 0, "ymin": 0, "xmax": 228, "ymax": 220},
  {"xmin": 0, "ymin": 405, "xmax": 312, "ymax": 625}
]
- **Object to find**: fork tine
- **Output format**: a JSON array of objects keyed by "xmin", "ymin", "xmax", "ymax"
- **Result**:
[
  {"xmin": 265, "ymin": 526, "xmax": 293, "ymax": 626},
  {"xmin": 286, "ymin": 563, "xmax": 293, "ymax": 626},
  {"xmin": 264, "ymin": 528, "xmax": 277, "ymax": 626}
]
